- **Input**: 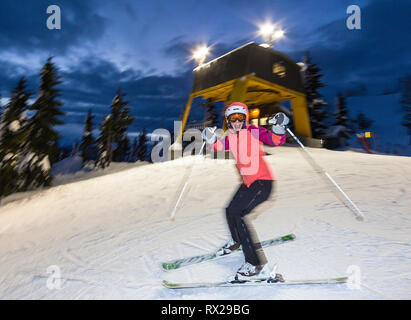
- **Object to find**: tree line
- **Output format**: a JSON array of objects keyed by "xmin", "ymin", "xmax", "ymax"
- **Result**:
[
  {"xmin": 2, "ymin": 53, "xmax": 410, "ymax": 200},
  {"xmin": 81, "ymin": 90, "xmax": 149, "ymax": 169},
  {"xmin": 0, "ymin": 57, "xmax": 149, "ymax": 200},
  {"xmin": 302, "ymin": 52, "xmax": 372, "ymax": 145},
  {"xmin": 303, "ymin": 52, "xmax": 411, "ymax": 149}
]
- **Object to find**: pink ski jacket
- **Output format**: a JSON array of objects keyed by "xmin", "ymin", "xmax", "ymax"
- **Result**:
[{"xmin": 213, "ymin": 102, "xmax": 286, "ymax": 187}]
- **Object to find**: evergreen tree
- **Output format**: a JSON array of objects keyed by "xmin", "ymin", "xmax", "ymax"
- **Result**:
[
  {"xmin": 95, "ymin": 115, "xmax": 113, "ymax": 169},
  {"xmin": 0, "ymin": 78, "xmax": 30, "ymax": 198},
  {"xmin": 94, "ymin": 89, "xmax": 135, "ymax": 168},
  {"xmin": 109, "ymin": 88, "xmax": 134, "ymax": 162},
  {"xmin": 28, "ymin": 57, "xmax": 65, "ymax": 167},
  {"xmin": 116, "ymin": 135, "xmax": 131, "ymax": 162},
  {"xmin": 20, "ymin": 57, "xmax": 64, "ymax": 189},
  {"xmin": 131, "ymin": 136, "xmax": 138, "ymax": 162},
  {"xmin": 135, "ymin": 129, "xmax": 148, "ymax": 161},
  {"xmin": 332, "ymin": 92, "xmax": 354, "ymax": 146},
  {"xmin": 80, "ymin": 108, "xmax": 96, "ymax": 166},
  {"xmin": 356, "ymin": 112, "xmax": 374, "ymax": 131},
  {"xmin": 71, "ymin": 140, "xmax": 80, "ymax": 156},
  {"xmin": 399, "ymin": 75, "xmax": 411, "ymax": 145},
  {"xmin": 302, "ymin": 52, "xmax": 329, "ymax": 138}
]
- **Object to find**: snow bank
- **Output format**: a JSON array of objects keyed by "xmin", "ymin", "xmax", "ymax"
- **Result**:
[{"xmin": 51, "ymin": 156, "xmax": 83, "ymax": 176}]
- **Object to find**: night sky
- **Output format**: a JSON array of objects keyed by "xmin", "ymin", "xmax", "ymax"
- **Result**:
[{"xmin": 0, "ymin": 0, "xmax": 410, "ymax": 145}]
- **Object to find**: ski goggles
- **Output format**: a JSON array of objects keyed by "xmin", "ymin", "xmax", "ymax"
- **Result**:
[{"xmin": 228, "ymin": 113, "xmax": 246, "ymax": 122}]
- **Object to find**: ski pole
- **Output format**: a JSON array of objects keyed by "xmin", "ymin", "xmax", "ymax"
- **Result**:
[
  {"xmin": 286, "ymin": 128, "xmax": 365, "ymax": 221},
  {"xmin": 169, "ymin": 140, "xmax": 207, "ymax": 221}
]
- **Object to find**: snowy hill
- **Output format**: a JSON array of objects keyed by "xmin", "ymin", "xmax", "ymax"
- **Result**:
[{"xmin": 0, "ymin": 146, "xmax": 410, "ymax": 299}]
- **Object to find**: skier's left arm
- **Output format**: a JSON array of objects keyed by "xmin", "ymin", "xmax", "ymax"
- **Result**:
[
  {"xmin": 249, "ymin": 112, "xmax": 290, "ymax": 146},
  {"xmin": 249, "ymin": 125, "xmax": 286, "ymax": 146}
]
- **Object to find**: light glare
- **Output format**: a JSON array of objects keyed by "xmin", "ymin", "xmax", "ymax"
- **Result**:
[
  {"xmin": 192, "ymin": 46, "xmax": 210, "ymax": 65},
  {"xmin": 257, "ymin": 21, "xmax": 286, "ymax": 47},
  {"xmin": 273, "ymin": 29, "xmax": 284, "ymax": 40},
  {"xmin": 259, "ymin": 23, "xmax": 275, "ymax": 38}
]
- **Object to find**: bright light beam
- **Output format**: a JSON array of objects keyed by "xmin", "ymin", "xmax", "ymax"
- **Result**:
[
  {"xmin": 192, "ymin": 45, "xmax": 210, "ymax": 66},
  {"xmin": 257, "ymin": 21, "xmax": 285, "ymax": 48},
  {"xmin": 273, "ymin": 29, "xmax": 285, "ymax": 40},
  {"xmin": 258, "ymin": 23, "xmax": 275, "ymax": 40}
]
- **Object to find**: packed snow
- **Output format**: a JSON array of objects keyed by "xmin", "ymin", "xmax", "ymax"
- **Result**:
[{"xmin": 0, "ymin": 145, "xmax": 410, "ymax": 299}]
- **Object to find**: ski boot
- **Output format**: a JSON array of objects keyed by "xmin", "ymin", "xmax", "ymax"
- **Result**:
[
  {"xmin": 234, "ymin": 262, "xmax": 271, "ymax": 281},
  {"xmin": 234, "ymin": 262, "xmax": 285, "ymax": 282},
  {"xmin": 216, "ymin": 239, "xmax": 241, "ymax": 256}
]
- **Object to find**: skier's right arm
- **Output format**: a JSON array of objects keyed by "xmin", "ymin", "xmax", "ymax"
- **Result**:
[{"xmin": 201, "ymin": 127, "xmax": 229, "ymax": 151}]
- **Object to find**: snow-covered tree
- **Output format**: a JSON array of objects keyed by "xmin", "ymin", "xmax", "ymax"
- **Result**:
[
  {"xmin": 134, "ymin": 129, "xmax": 148, "ymax": 161},
  {"xmin": 331, "ymin": 92, "xmax": 354, "ymax": 146},
  {"xmin": 19, "ymin": 151, "xmax": 52, "ymax": 191},
  {"xmin": 95, "ymin": 115, "xmax": 113, "ymax": 169},
  {"xmin": 116, "ymin": 135, "xmax": 131, "ymax": 162},
  {"xmin": 302, "ymin": 52, "xmax": 330, "ymax": 138},
  {"xmin": 94, "ymin": 89, "xmax": 135, "ymax": 168},
  {"xmin": 399, "ymin": 75, "xmax": 411, "ymax": 145},
  {"xmin": 19, "ymin": 57, "xmax": 65, "ymax": 189},
  {"xmin": 0, "ymin": 78, "xmax": 30, "ymax": 198},
  {"xmin": 109, "ymin": 89, "xmax": 134, "ymax": 162},
  {"xmin": 80, "ymin": 108, "xmax": 96, "ymax": 166},
  {"xmin": 28, "ymin": 57, "xmax": 65, "ymax": 167}
]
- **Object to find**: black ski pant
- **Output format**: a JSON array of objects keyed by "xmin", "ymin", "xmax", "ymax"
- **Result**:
[{"xmin": 225, "ymin": 179, "xmax": 272, "ymax": 266}]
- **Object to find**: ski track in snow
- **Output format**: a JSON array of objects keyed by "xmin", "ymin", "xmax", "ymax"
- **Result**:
[{"xmin": 0, "ymin": 146, "xmax": 410, "ymax": 299}]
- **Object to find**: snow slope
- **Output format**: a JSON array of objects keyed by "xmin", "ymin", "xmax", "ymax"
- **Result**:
[
  {"xmin": 0, "ymin": 146, "xmax": 410, "ymax": 299},
  {"xmin": 0, "ymin": 158, "xmax": 149, "ymax": 207}
]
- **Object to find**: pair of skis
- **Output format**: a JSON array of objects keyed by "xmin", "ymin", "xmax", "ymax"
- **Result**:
[
  {"xmin": 162, "ymin": 234, "xmax": 296, "ymax": 271},
  {"xmin": 161, "ymin": 234, "xmax": 348, "ymax": 289},
  {"xmin": 162, "ymin": 276, "xmax": 348, "ymax": 289}
]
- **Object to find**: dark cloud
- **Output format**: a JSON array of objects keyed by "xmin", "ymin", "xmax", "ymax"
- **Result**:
[
  {"xmin": 0, "ymin": 54, "xmax": 197, "ymax": 145},
  {"xmin": 0, "ymin": 51, "xmax": 199, "ymax": 147},
  {"xmin": 162, "ymin": 35, "xmax": 249, "ymax": 71},
  {"xmin": 0, "ymin": 0, "xmax": 107, "ymax": 54},
  {"xmin": 58, "ymin": 55, "xmax": 197, "ymax": 142},
  {"xmin": 1, "ymin": 0, "xmax": 410, "ymax": 145},
  {"xmin": 285, "ymin": 0, "xmax": 411, "ymax": 99},
  {"xmin": 0, "ymin": 60, "xmax": 40, "ymax": 101}
]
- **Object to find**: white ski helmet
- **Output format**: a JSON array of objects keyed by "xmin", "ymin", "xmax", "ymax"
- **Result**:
[
  {"xmin": 225, "ymin": 102, "xmax": 248, "ymax": 129},
  {"xmin": 225, "ymin": 103, "xmax": 248, "ymax": 119}
]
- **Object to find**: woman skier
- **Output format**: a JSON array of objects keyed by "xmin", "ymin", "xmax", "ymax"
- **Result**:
[{"xmin": 202, "ymin": 102, "xmax": 289, "ymax": 280}]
